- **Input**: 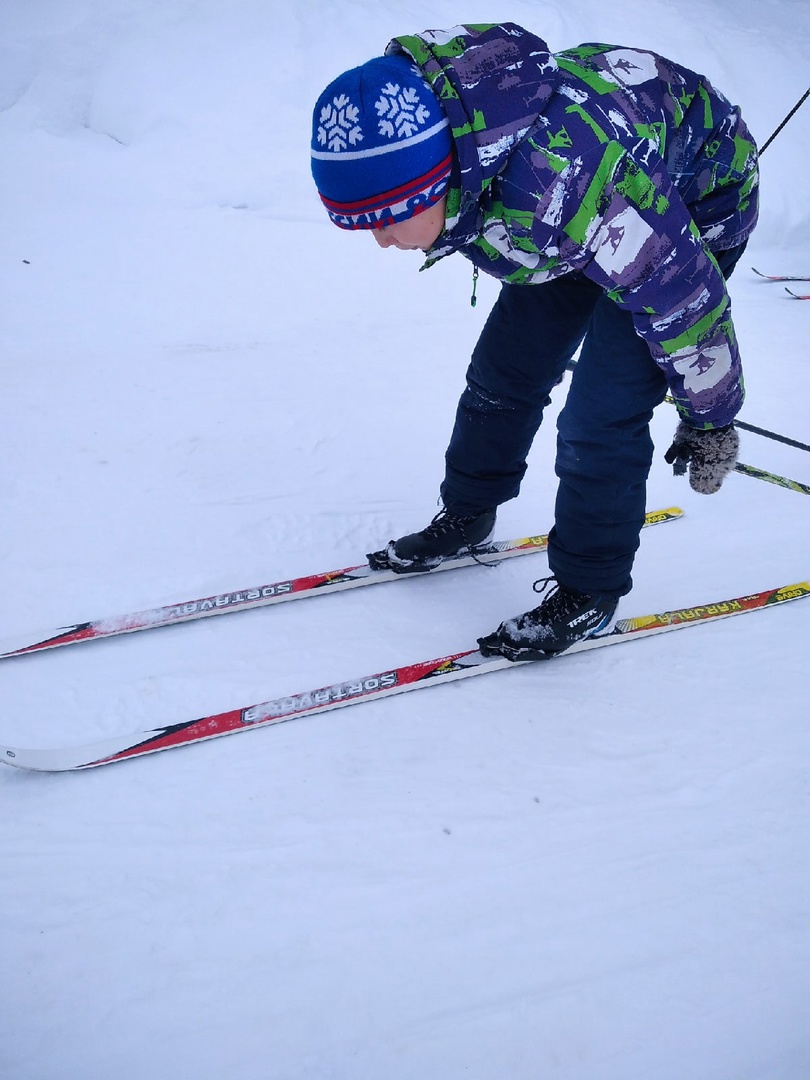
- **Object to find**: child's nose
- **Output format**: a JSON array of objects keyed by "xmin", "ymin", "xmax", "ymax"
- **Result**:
[{"xmin": 373, "ymin": 228, "xmax": 393, "ymax": 248}]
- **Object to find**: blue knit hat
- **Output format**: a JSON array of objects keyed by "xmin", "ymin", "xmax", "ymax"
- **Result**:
[{"xmin": 311, "ymin": 54, "xmax": 453, "ymax": 230}]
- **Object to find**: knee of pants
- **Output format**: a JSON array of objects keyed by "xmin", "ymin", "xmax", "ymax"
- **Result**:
[
  {"xmin": 556, "ymin": 407, "xmax": 655, "ymax": 479},
  {"xmin": 461, "ymin": 373, "xmax": 553, "ymax": 417}
]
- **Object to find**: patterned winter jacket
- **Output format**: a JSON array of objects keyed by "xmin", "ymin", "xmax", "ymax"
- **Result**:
[{"xmin": 387, "ymin": 24, "xmax": 759, "ymax": 429}]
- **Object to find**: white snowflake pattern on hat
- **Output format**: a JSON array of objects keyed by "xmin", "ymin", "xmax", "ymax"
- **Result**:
[
  {"xmin": 317, "ymin": 94, "xmax": 363, "ymax": 153},
  {"xmin": 376, "ymin": 82, "xmax": 432, "ymax": 139}
]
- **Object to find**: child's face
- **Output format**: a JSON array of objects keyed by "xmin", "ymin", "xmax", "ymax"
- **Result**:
[{"xmin": 372, "ymin": 198, "xmax": 447, "ymax": 252}]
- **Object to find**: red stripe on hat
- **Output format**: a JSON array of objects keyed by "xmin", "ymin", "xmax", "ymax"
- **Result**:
[{"xmin": 319, "ymin": 153, "xmax": 453, "ymax": 215}]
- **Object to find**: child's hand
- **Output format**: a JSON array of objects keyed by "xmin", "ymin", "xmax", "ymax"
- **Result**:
[{"xmin": 664, "ymin": 421, "xmax": 739, "ymax": 494}]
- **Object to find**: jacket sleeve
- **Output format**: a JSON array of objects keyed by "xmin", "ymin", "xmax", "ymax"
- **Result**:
[{"xmin": 556, "ymin": 143, "xmax": 744, "ymax": 429}]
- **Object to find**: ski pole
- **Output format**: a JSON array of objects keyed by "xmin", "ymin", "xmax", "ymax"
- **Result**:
[
  {"xmin": 663, "ymin": 396, "xmax": 810, "ymax": 455},
  {"xmin": 734, "ymin": 462, "xmax": 810, "ymax": 497},
  {"xmin": 759, "ymin": 87, "xmax": 810, "ymax": 155}
]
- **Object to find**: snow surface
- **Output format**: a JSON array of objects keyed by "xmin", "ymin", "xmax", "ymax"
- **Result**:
[{"xmin": 1, "ymin": 1, "xmax": 809, "ymax": 1077}]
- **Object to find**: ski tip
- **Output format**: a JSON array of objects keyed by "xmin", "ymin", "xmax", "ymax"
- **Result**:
[
  {"xmin": 751, "ymin": 268, "xmax": 809, "ymax": 290},
  {"xmin": 1, "ymin": 745, "xmax": 43, "ymax": 772},
  {"xmin": 1, "ymin": 740, "xmax": 118, "ymax": 772}
]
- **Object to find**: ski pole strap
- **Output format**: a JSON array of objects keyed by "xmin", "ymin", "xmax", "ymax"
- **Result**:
[{"xmin": 759, "ymin": 87, "xmax": 810, "ymax": 155}]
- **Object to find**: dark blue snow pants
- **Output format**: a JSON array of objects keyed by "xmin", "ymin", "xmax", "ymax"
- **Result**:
[{"xmin": 440, "ymin": 247, "xmax": 744, "ymax": 597}]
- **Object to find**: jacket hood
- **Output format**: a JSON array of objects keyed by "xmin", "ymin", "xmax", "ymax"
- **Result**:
[{"xmin": 386, "ymin": 24, "xmax": 559, "ymax": 250}]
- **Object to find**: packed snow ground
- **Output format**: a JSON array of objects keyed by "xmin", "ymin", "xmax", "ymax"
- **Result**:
[{"xmin": 1, "ymin": 1, "xmax": 809, "ymax": 1078}]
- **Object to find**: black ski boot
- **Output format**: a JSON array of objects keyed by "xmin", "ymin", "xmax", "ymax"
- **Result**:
[
  {"xmin": 368, "ymin": 506, "xmax": 497, "ymax": 573},
  {"xmin": 478, "ymin": 576, "xmax": 619, "ymax": 660}
]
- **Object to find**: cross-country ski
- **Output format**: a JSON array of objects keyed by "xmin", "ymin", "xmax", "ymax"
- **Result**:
[
  {"xmin": 751, "ymin": 267, "xmax": 810, "ymax": 281},
  {"xmin": 3, "ymin": 579, "xmax": 807, "ymax": 772},
  {"xmin": 0, "ymin": 508, "xmax": 682, "ymax": 660}
]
